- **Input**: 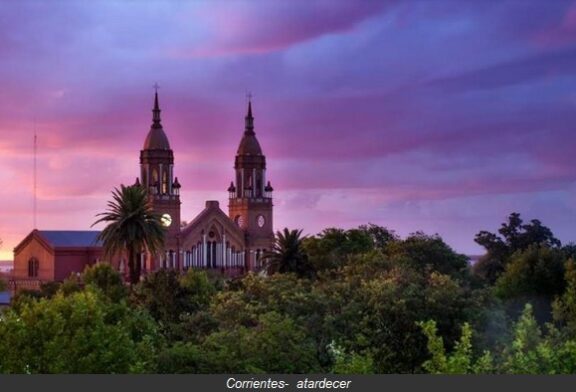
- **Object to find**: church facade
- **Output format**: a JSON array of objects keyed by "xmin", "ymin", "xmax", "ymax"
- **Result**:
[
  {"xmin": 138, "ymin": 91, "xmax": 275, "ymax": 274},
  {"xmin": 12, "ymin": 92, "xmax": 275, "ymax": 287}
]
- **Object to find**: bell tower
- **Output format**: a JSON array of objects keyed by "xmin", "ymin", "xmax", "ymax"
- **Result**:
[
  {"xmin": 228, "ymin": 100, "xmax": 274, "ymax": 270},
  {"xmin": 139, "ymin": 89, "xmax": 181, "ymax": 270}
]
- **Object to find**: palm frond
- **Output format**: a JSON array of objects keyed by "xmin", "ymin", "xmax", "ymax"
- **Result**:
[{"xmin": 92, "ymin": 185, "xmax": 166, "ymax": 284}]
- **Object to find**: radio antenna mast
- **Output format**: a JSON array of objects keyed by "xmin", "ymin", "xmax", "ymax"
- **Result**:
[{"xmin": 33, "ymin": 122, "xmax": 37, "ymax": 229}]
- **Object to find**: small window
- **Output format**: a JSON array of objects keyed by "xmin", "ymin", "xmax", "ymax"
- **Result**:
[{"xmin": 28, "ymin": 258, "xmax": 39, "ymax": 278}]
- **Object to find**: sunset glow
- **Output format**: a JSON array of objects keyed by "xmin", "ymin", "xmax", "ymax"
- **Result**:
[{"xmin": 1, "ymin": 0, "xmax": 576, "ymax": 260}]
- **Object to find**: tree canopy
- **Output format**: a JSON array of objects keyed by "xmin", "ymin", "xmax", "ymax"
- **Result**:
[
  {"xmin": 1, "ymin": 218, "xmax": 574, "ymax": 374},
  {"xmin": 474, "ymin": 212, "xmax": 561, "ymax": 284},
  {"xmin": 0, "ymin": 289, "xmax": 160, "ymax": 373}
]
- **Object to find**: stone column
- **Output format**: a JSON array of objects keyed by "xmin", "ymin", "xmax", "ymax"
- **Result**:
[
  {"xmin": 202, "ymin": 234, "xmax": 207, "ymax": 268},
  {"xmin": 222, "ymin": 234, "xmax": 226, "ymax": 268}
]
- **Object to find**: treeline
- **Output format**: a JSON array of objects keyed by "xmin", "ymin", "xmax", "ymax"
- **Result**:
[{"xmin": 0, "ymin": 213, "xmax": 575, "ymax": 373}]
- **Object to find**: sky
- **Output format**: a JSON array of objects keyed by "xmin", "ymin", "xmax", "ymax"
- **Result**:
[{"xmin": 1, "ymin": 0, "xmax": 575, "ymax": 260}]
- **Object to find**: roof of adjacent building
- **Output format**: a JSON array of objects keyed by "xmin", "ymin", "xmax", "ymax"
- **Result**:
[
  {"xmin": 38, "ymin": 230, "xmax": 102, "ymax": 247},
  {"xmin": 0, "ymin": 291, "xmax": 11, "ymax": 305}
]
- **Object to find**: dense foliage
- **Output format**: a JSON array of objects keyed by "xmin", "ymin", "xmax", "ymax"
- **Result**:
[
  {"xmin": 0, "ymin": 289, "xmax": 160, "ymax": 373},
  {"xmin": 1, "ymin": 213, "xmax": 575, "ymax": 374}
]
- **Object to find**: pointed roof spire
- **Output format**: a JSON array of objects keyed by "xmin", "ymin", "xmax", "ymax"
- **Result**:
[
  {"xmin": 143, "ymin": 84, "xmax": 171, "ymax": 150},
  {"xmin": 237, "ymin": 96, "xmax": 262, "ymax": 155},
  {"xmin": 152, "ymin": 83, "xmax": 162, "ymax": 128},
  {"xmin": 244, "ymin": 97, "xmax": 254, "ymax": 135}
]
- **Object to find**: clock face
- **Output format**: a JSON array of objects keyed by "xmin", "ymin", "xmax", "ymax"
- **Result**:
[
  {"xmin": 161, "ymin": 213, "xmax": 172, "ymax": 227},
  {"xmin": 257, "ymin": 215, "xmax": 265, "ymax": 228},
  {"xmin": 235, "ymin": 215, "xmax": 245, "ymax": 228}
]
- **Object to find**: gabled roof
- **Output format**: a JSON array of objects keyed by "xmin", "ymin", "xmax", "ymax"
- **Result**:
[
  {"xmin": 181, "ymin": 201, "xmax": 244, "ymax": 245},
  {"xmin": 38, "ymin": 231, "xmax": 102, "ymax": 247},
  {"xmin": 14, "ymin": 229, "xmax": 102, "ymax": 255}
]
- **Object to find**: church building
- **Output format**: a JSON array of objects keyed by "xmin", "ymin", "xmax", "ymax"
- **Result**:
[
  {"xmin": 138, "ymin": 91, "xmax": 275, "ymax": 273},
  {"xmin": 12, "ymin": 92, "xmax": 275, "ymax": 287}
]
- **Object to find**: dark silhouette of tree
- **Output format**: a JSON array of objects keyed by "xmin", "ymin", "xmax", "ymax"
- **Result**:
[
  {"xmin": 264, "ymin": 228, "xmax": 315, "ymax": 278},
  {"xmin": 93, "ymin": 185, "xmax": 165, "ymax": 285},
  {"xmin": 358, "ymin": 223, "xmax": 398, "ymax": 250},
  {"xmin": 476, "ymin": 212, "xmax": 560, "ymax": 254},
  {"xmin": 474, "ymin": 212, "xmax": 561, "ymax": 283}
]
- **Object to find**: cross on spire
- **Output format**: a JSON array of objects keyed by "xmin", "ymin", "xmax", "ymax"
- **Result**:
[{"xmin": 153, "ymin": 83, "xmax": 160, "ymax": 93}]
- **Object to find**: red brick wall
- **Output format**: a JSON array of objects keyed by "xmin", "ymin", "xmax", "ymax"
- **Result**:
[
  {"xmin": 13, "ymin": 237, "xmax": 55, "ymax": 281},
  {"xmin": 53, "ymin": 248, "xmax": 101, "ymax": 281}
]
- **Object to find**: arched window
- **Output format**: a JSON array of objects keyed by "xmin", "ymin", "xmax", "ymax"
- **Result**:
[
  {"xmin": 151, "ymin": 169, "xmax": 159, "ymax": 194},
  {"xmin": 28, "ymin": 258, "xmax": 39, "ymax": 278},
  {"xmin": 162, "ymin": 171, "xmax": 168, "ymax": 194}
]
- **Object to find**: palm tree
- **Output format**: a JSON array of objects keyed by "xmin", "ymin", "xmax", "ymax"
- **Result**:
[
  {"xmin": 263, "ymin": 228, "xmax": 315, "ymax": 278},
  {"xmin": 93, "ymin": 185, "xmax": 165, "ymax": 285}
]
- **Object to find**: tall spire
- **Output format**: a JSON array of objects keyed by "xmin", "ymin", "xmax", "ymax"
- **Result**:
[
  {"xmin": 244, "ymin": 99, "xmax": 254, "ymax": 134},
  {"xmin": 143, "ymin": 85, "xmax": 170, "ymax": 150},
  {"xmin": 237, "ymin": 97, "xmax": 262, "ymax": 155},
  {"xmin": 152, "ymin": 84, "xmax": 162, "ymax": 128}
]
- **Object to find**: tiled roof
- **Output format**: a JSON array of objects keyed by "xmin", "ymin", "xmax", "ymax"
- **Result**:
[{"xmin": 39, "ymin": 231, "xmax": 102, "ymax": 247}]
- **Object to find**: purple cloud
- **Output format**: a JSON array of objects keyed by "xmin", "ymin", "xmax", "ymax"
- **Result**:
[{"xmin": 429, "ymin": 47, "xmax": 576, "ymax": 92}]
